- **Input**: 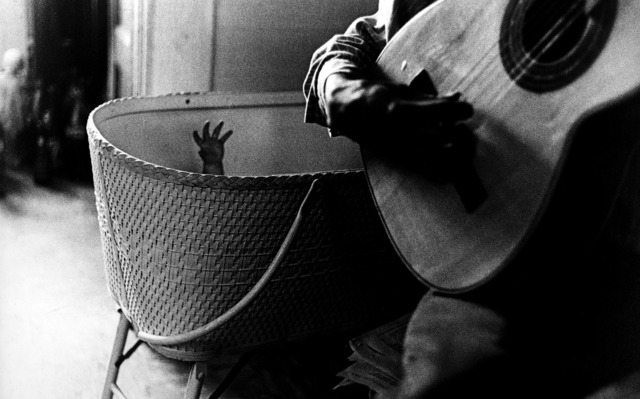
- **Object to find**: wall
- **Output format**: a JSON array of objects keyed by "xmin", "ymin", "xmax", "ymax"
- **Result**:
[
  {"xmin": 146, "ymin": 0, "xmax": 216, "ymax": 95},
  {"xmin": 212, "ymin": 0, "xmax": 378, "ymax": 93},
  {"xmin": 110, "ymin": 0, "xmax": 141, "ymax": 97},
  {"xmin": 110, "ymin": 0, "xmax": 377, "ymax": 97}
]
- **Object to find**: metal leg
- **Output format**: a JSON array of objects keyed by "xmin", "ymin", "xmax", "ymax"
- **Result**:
[
  {"xmin": 184, "ymin": 362, "xmax": 208, "ymax": 399},
  {"xmin": 102, "ymin": 310, "xmax": 131, "ymax": 399}
]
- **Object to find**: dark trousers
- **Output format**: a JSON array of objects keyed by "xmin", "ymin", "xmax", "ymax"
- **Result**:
[{"xmin": 388, "ymin": 240, "xmax": 640, "ymax": 399}]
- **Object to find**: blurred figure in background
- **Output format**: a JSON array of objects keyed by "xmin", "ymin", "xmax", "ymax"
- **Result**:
[
  {"xmin": 0, "ymin": 48, "xmax": 30, "ymax": 171},
  {"xmin": 60, "ymin": 67, "xmax": 92, "ymax": 181}
]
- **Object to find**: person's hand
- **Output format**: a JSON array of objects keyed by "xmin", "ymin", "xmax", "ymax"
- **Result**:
[
  {"xmin": 325, "ymin": 73, "xmax": 473, "ymax": 143},
  {"xmin": 193, "ymin": 120, "xmax": 233, "ymax": 175},
  {"xmin": 325, "ymin": 73, "xmax": 476, "ymax": 180}
]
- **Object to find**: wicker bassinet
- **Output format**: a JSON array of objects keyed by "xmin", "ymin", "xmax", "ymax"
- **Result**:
[{"xmin": 88, "ymin": 92, "xmax": 421, "ymax": 362}]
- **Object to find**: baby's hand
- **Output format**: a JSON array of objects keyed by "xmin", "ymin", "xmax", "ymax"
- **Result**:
[{"xmin": 193, "ymin": 120, "xmax": 233, "ymax": 174}]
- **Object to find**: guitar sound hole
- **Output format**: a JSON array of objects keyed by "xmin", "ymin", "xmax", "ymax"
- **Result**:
[
  {"xmin": 500, "ymin": 0, "xmax": 617, "ymax": 93},
  {"xmin": 522, "ymin": 0, "xmax": 588, "ymax": 64}
]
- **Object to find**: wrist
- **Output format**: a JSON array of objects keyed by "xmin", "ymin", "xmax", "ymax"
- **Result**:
[
  {"xmin": 324, "ymin": 74, "xmax": 385, "ymax": 144},
  {"xmin": 324, "ymin": 74, "xmax": 364, "ymax": 128},
  {"xmin": 202, "ymin": 161, "xmax": 224, "ymax": 175},
  {"xmin": 324, "ymin": 73, "xmax": 363, "ymax": 104}
]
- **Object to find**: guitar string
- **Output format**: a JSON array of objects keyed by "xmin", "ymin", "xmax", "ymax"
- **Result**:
[
  {"xmin": 497, "ymin": 1, "xmax": 592, "ymax": 94},
  {"xmin": 467, "ymin": 3, "xmax": 582, "ymax": 100},
  {"xmin": 493, "ymin": 2, "xmax": 598, "ymax": 98},
  {"xmin": 458, "ymin": 0, "xmax": 572, "ymax": 93},
  {"xmin": 447, "ymin": 0, "xmax": 579, "ymax": 97},
  {"xmin": 454, "ymin": 1, "xmax": 589, "ymax": 100}
]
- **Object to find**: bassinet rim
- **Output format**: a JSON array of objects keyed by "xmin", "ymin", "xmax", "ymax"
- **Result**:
[{"xmin": 87, "ymin": 93, "xmax": 365, "ymax": 189}]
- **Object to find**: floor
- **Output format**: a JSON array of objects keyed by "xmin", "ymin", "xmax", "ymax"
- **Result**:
[
  {"xmin": 6, "ymin": 165, "xmax": 640, "ymax": 399},
  {"xmin": 0, "ymin": 169, "xmax": 368, "ymax": 399},
  {"xmin": 0, "ymin": 170, "xmax": 115, "ymax": 398}
]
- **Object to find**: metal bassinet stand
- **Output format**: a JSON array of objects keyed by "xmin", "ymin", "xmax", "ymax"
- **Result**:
[{"xmin": 88, "ymin": 92, "xmax": 422, "ymax": 399}]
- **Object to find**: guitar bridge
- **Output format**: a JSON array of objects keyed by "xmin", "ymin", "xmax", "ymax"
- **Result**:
[
  {"xmin": 409, "ymin": 69, "xmax": 438, "ymax": 96},
  {"xmin": 452, "ymin": 163, "xmax": 487, "ymax": 213}
]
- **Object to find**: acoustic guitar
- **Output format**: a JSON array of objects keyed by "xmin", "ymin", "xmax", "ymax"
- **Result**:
[{"xmin": 362, "ymin": 0, "xmax": 640, "ymax": 292}]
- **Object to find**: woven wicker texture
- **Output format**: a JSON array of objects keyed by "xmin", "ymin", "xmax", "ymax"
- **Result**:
[{"xmin": 88, "ymin": 94, "xmax": 422, "ymax": 361}]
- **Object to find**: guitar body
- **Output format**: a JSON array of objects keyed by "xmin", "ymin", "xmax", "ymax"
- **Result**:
[{"xmin": 364, "ymin": 0, "xmax": 640, "ymax": 292}]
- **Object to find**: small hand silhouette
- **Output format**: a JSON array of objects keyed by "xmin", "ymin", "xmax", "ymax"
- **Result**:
[{"xmin": 193, "ymin": 120, "xmax": 233, "ymax": 175}]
